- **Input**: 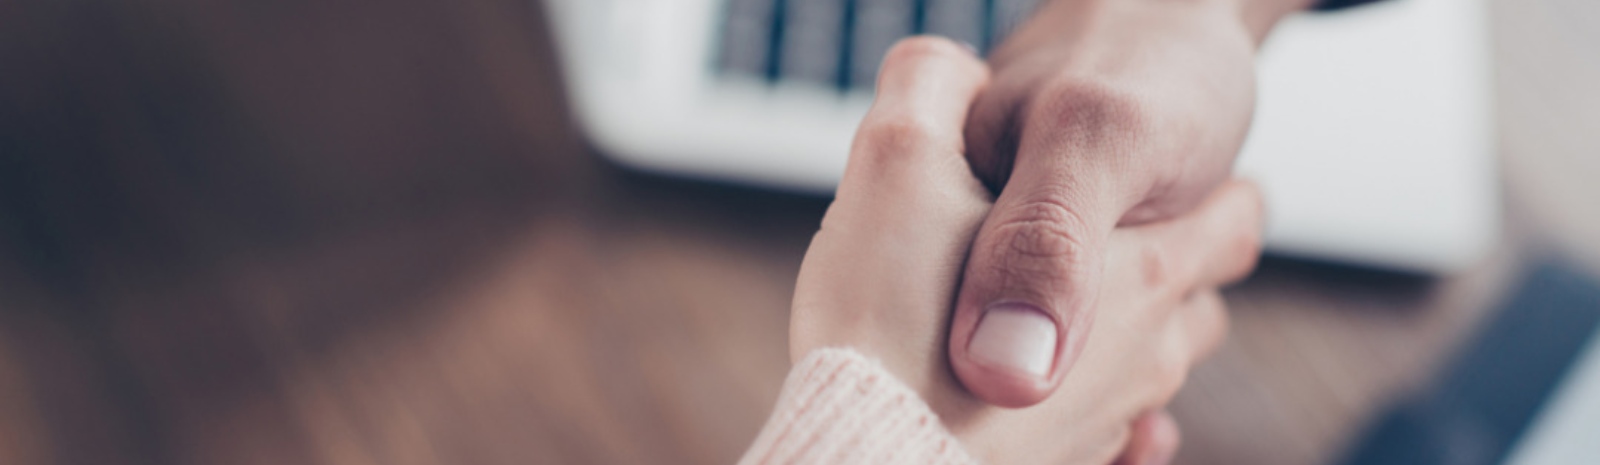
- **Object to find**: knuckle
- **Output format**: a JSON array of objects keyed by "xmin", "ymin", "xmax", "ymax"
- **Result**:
[
  {"xmin": 881, "ymin": 36, "xmax": 966, "ymax": 73},
  {"xmin": 1139, "ymin": 243, "xmax": 1176, "ymax": 291},
  {"xmin": 1236, "ymin": 224, "xmax": 1264, "ymax": 261},
  {"xmin": 1231, "ymin": 182, "xmax": 1268, "ymax": 254},
  {"xmin": 1223, "ymin": 222, "xmax": 1264, "ymax": 282},
  {"xmin": 1029, "ymin": 78, "xmax": 1154, "ymax": 152},
  {"xmin": 989, "ymin": 197, "xmax": 1092, "ymax": 276},
  {"xmin": 1202, "ymin": 301, "xmax": 1233, "ymax": 356},
  {"xmin": 977, "ymin": 196, "xmax": 1101, "ymax": 299},
  {"xmin": 1103, "ymin": 426, "xmax": 1133, "ymax": 462},
  {"xmin": 855, "ymin": 117, "xmax": 942, "ymax": 163},
  {"xmin": 1152, "ymin": 348, "xmax": 1191, "ymax": 402}
]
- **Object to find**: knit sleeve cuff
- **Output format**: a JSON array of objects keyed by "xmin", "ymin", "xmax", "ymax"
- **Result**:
[{"xmin": 739, "ymin": 348, "xmax": 977, "ymax": 465}]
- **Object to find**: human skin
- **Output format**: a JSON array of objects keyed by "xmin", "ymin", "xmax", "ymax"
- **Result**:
[
  {"xmin": 948, "ymin": 0, "xmax": 1315, "ymax": 410},
  {"xmin": 789, "ymin": 37, "xmax": 1264, "ymax": 465}
]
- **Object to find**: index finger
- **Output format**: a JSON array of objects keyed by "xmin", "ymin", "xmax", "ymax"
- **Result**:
[{"xmin": 835, "ymin": 36, "xmax": 992, "ymax": 205}]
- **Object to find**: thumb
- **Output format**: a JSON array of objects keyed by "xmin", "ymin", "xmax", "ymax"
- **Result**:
[
  {"xmin": 947, "ymin": 88, "xmax": 1142, "ymax": 407},
  {"xmin": 947, "ymin": 174, "xmax": 1121, "ymax": 407}
]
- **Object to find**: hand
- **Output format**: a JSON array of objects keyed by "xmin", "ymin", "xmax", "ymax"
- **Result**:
[
  {"xmin": 949, "ymin": 0, "xmax": 1304, "ymax": 407},
  {"xmin": 790, "ymin": 37, "xmax": 1264, "ymax": 465}
]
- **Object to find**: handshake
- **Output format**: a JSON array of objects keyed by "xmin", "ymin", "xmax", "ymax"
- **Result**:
[{"xmin": 741, "ymin": 0, "xmax": 1278, "ymax": 459}]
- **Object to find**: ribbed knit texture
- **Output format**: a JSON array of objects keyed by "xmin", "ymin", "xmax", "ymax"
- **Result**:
[{"xmin": 739, "ymin": 348, "xmax": 978, "ymax": 465}]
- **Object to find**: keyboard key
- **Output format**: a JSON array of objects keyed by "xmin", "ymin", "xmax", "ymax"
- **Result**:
[
  {"xmin": 780, "ymin": 0, "xmax": 848, "ymax": 86},
  {"xmin": 990, "ymin": 0, "xmax": 1040, "ymax": 49},
  {"xmin": 850, "ymin": 0, "xmax": 916, "ymax": 88},
  {"xmin": 925, "ymin": 0, "xmax": 985, "ymax": 52},
  {"xmin": 714, "ymin": 0, "xmax": 1040, "ymax": 90},
  {"xmin": 719, "ymin": 0, "xmax": 777, "ymax": 77}
]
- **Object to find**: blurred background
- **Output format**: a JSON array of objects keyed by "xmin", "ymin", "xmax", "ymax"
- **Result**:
[{"xmin": 1, "ymin": 0, "xmax": 1598, "ymax": 464}]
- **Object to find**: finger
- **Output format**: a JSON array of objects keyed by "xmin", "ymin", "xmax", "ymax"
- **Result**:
[
  {"xmin": 821, "ymin": 36, "xmax": 994, "ymax": 249},
  {"xmin": 790, "ymin": 37, "xmax": 992, "ymax": 362},
  {"xmin": 1141, "ymin": 180, "xmax": 1266, "ymax": 291},
  {"xmin": 836, "ymin": 36, "xmax": 992, "ymax": 205},
  {"xmin": 1174, "ymin": 290, "xmax": 1230, "ymax": 365},
  {"xmin": 1114, "ymin": 410, "xmax": 1181, "ymax": 465},
  {"xmin": 1138, "ymin": 284, "xmax": 1229, "ymax": 412},
  {"xmin": 948, "ymin": 84, "xmax": 1152, "ymax": 407},
  {"xmin": 961, "ymin": 70, "xmax": 1028, "ymax": 192}
]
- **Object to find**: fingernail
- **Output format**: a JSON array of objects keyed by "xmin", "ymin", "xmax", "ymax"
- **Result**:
[{"xmin": 967, "ymin": 303, "xmax": 1057, "ymax": 378}]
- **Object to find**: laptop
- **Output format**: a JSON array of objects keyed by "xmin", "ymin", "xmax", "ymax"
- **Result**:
[
  {"xmin": 1340, "ymin": 260, "xmax": 1600, "ymax": 465},
  {"xmin": 539, "ymin": 0, "xmax": 1498, "ymax": 274},
  {"xmin": 1510, "ymin": 325, "xmax": 1600, "ymax": 465}
]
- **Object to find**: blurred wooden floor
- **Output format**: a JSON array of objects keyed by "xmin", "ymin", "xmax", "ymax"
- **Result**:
[{"xmin": 0, "ymin": 0, "xmax": 1597, "ymax": 464}]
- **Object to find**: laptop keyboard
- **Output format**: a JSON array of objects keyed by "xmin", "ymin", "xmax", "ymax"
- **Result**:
[{"xmin": 717, "ymin": 0, "xmax": 1040, "ymax": 91}]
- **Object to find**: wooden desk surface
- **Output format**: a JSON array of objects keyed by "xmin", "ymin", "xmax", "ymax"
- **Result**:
[{"xmin": 1, "ymin": 0, "xmax": 1596, "ymax": 464}]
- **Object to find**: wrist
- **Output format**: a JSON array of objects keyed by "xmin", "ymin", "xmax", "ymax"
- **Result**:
[{"xmin": 745, "ymin": 348, "xmax": 978, "ymax": 465}]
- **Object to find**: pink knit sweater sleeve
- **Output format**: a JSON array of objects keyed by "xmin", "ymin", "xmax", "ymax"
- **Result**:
[{"xmin": 739, "ymin": 348, "xmax": 978, "ymax": 465}]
